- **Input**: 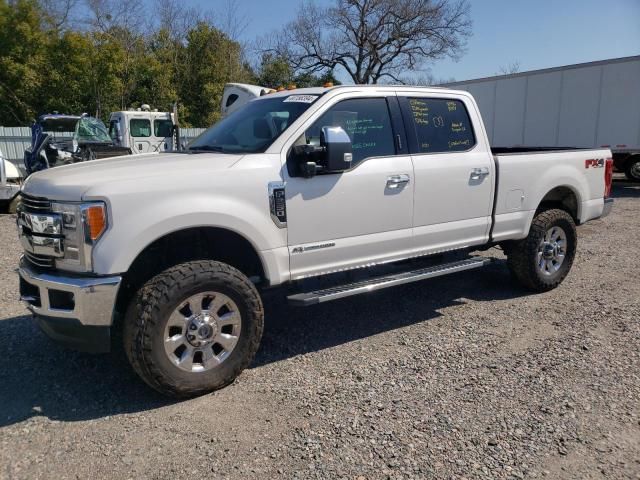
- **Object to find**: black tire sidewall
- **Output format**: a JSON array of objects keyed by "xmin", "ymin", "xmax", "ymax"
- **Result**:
[
  {"xmin": 527, "ymin": 211, "xmax": 577, "ymax": 288},
  {"xmin": 625, "ymin": 157, "xmax": 640, "ymax": 181},
  {"xmin": 148, "ymin": 277, "xmax": 258, "ymax": 391},
  {"xmin": 124, "ymin": 261, "xmax": 264, "ymax": 397}
]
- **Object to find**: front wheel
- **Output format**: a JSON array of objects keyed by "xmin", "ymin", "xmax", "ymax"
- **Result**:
[
  {"xmin": 123, "ymin": 260, "xmax": 264, "ymax": 398},
  {"xmin": 506, "ymin": 209, "xmax": 577, "ymax": 292}
]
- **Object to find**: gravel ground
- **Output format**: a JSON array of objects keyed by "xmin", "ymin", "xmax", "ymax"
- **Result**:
[{"xmin": 0, "ymin": 180, "xmax": 638, "ymax": 480}]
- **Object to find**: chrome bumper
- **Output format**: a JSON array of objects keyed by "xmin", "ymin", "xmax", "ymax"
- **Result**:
[
  {"xmin": 601, "ymin": 198, "xmax": 614, "ymax": 218},
  {"xmin": 0, "ymin": 184, "xmax": 19, "ymax": 201},
  {"xmin": 18, "ymin": 258, "xmax": 121, "ymax": 327}
]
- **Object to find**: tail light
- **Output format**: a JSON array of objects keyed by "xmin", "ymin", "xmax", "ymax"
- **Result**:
[{"xmin": 604, "ymin": 157, "xmax": 613, "ymax": 198}]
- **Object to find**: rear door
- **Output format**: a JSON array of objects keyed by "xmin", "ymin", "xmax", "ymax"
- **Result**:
[{"xmin": 398, "ymin": 93, "xmax": 494, "ymax": 253}]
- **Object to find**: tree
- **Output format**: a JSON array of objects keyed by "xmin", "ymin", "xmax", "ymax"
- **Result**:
[
  {"xmin": 497, "ymin": 61, "xmax": 521, "ymax": 76},
  {"xmin": 266, "ymin": 0, "xmax": 471, "ymax": 84},
  {"xmin": 177, "ymin": 22, "xmax": 252, "ymax": 126},
  {"xmin": 409, "ymin": 72, "xmax": 456, "ymax": 86},
  {"xmin": 0, "ymin": 0, "xmax": 49, "ymax": 124},
  {"xmin": 256, "ymin": 53, "xmax": 293, "ymax": 88},
  {"xmin": 256, "ymin": 53, "xmax": 342, "ymax": 89}
]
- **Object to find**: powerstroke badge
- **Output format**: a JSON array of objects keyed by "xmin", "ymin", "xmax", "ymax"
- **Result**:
[{"xmin": 291, "ymin": 242, "xmax": 336, "ymax": 254}]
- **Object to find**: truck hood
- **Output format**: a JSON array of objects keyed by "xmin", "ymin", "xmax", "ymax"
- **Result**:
[{"xmin": 21, "ymin": 152, "xmax": 243, "ymax": 200}]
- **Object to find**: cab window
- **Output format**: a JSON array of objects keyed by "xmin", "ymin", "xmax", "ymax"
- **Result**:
[
  {"xmin": 300, "ymin": 98, "xmax": 395, "ymax": 165},
  {"xmin": 154, "ymin": 119, "xmax": 173, "ymax": 138},
  {"xmin": 130, "ymin": 119, "xmax": 151, "ymax": 138},
  {"xmin": 404, "ymin": 98, "xmax": 476, "ymax": 153},
  {"xmin": 108, "ymin": 119, "xmax": 121, "ymax": 141}
]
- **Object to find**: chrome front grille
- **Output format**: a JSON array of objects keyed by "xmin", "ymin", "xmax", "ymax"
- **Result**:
[
  {"xmin": 19, "ymin": 193, "xmax": 52, "ymax": 212},
  {"xmin": 18, "ymin": 194, "xmax": 58, "ymax": 269},
  {"xmin": 24, "ymin": 251, "xmax": 56, "ymax": 269}
]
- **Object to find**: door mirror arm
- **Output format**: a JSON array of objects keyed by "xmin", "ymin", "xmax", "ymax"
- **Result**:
[{"xmin": 301, "ymin": 161, "xmax": 324, "ymax": 178}]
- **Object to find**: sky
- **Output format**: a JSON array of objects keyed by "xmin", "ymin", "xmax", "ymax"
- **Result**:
[{"xmin": 189, "ymin": 0, "xmax": 640, "ymax": 82}]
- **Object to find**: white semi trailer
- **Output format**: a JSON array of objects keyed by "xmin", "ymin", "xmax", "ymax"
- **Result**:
[{"xmin": 445, "ymin": 55, "xmax": 640, "ymax": 180}]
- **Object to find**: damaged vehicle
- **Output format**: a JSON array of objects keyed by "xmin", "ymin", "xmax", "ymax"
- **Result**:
[
  {"xmin": 24, "ymin": 114, "xmax": 132, "ymax": 175},
  {"xmin": 0, "ymin": 146, "xmax": 22, "ymax": 213}
]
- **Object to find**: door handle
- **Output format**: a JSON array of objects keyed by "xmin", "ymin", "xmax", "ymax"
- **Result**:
[
  {"xmin": 386, "ymin": 174, "xmax": 410, "ymax": 189},
  {"xmin": 470, "ymin": 167, "xmax": 490, "ymax": 180}
]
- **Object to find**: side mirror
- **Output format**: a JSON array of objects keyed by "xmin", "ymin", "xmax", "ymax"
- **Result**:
[{"xmin": 320, "ymin": 126, "xmax": 352, "ymax": 172}]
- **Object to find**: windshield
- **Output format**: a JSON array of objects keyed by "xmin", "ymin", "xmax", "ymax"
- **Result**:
[
  {"xmin": 188, "ymin": 95, "xmax": 318, "ymax": 154},
  {"xmin": 75, "ymin": 117, "xmax": 112, "ymax": 143}
]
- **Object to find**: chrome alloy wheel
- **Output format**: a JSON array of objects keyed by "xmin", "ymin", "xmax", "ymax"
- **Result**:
[
  {"xmin": 163, "ymin": 292, "xmax": 241, "ymax": 372},
  {"xmin": 537, "ymin": 226, "xmax": 567, "ymax": 276},
  {"xmin": 631, "ymin": 161, "xmax": 640, "ymax": 179}
]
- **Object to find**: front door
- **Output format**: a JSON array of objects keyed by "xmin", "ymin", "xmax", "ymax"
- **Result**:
[
  {"xmin": 129, "ymin": 118, "xmax": 153, "ymax": 153},
  {"xmin": 283, "ymin": 96, "xmax": 414, "ymax": 280}
]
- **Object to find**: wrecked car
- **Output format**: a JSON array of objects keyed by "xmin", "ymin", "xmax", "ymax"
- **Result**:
[
  {"xmin": 1, "ymin": 146, "xmax": 22, "ymax": 212},
  {"xmin": 24, "ymin": 114, "xmax": 132, "ymax": 175}
]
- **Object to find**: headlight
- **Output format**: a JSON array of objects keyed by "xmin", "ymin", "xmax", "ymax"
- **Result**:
[{"xmin": 51, "ymin": 201, "xmax": 107, "ymax": 272}]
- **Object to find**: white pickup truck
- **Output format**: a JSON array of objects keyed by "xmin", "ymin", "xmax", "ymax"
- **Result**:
[{"xmin": 17, "ymin": 85, "xmax": 614, "ymax": 397}]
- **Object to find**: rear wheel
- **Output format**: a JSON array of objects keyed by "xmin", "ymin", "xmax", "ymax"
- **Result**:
[
  {"xmin": 506, "ymin": 209, "xmax": 577, "ymax": 292},
  {"xmin": 123, "ymin": 260, "xmax": 264, "ymax": 398},
  {"xmin": 624, "ymin": 156, "xmax": 640, "ymax": 181}
]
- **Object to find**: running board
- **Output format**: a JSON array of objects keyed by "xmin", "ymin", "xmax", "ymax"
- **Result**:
[{"xmin": 287, "ymin": 257, "xmax": 491, "ymax": 307}]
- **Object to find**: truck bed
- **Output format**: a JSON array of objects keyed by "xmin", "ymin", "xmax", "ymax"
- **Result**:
[{"xmin": 490, "ymin": 147, "xmax": 610, "ymax": 243}]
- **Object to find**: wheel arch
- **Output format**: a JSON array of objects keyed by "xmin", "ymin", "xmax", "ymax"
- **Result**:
[
  {"xmin": 112, "ymin": 226, "xmax": 267, "ymax": 339},
  {"xmin": 535, "ymin": 184, "xmax": 581, "ymax": 223}
]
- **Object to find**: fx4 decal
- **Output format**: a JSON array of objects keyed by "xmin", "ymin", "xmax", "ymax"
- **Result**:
[{"xmin": 585, "ymin": 158, "xmax": 605, "ymax": 168}]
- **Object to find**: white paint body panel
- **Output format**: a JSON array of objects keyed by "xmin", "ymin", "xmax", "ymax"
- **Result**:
[
  {"xmin": 21, "ymin": 85, "xmax": 610, "ymax": 287},
  {"xmin": 492, "ymin": 149, "xmax": 609, "ymax": 241}
]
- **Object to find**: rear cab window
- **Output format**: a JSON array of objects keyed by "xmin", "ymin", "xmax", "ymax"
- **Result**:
[
  {"xmin": 130, "ymin": 119, "xmax": 151, "ymax": 138},
  {"xmin": 400, "ymin": 97, "xmax": 476, "ymax": 154}
]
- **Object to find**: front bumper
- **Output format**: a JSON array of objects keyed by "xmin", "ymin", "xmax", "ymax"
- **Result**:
[
  {"xmin": 601, "ymin": 198, "xmax": 614, "ymax": 218},
  {"xmin": 18, "ymin": 258, "xmax": 121, "ymax": 352},
  {"xmin": 0, "ymin": 184, "xmax": 20, "ymax": 201}
]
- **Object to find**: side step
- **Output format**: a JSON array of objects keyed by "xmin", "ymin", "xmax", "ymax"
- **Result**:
[{"xmin": 287, "ymin": 257, "xmax": 491, "ymax": 306}]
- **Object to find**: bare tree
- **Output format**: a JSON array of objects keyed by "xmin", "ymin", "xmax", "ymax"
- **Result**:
[
  {"xmin": 497, "ymin": 61, "xmax": 521, "ymax": 76},
  {"xmin": 218, "ymin": 0, "xmax": 249, "ymax": 43},
  {"xmin": 85, "ymin": 0, "xmax": 148, "ymax": 35},
  {"xmin": 409, "ymin": 72, "xmax": 456, "ymax": 86},
  {"xmin": 155, "ymin": 0, "xmax": 203, "ymax": 41},
  {"xmin": 215, "ymin": 0, "xmax": 250, "ymax": 80},
  {"xmin": 39, "ymin": 0, "xmax": 80, "ymax": 31},
  {"xmin": 84, "ymin": 0, "xmax": 150, "ymax": 110},
  {"xmin": 265, "ymin": 0, "xmax": 471, "ymax": 84}
]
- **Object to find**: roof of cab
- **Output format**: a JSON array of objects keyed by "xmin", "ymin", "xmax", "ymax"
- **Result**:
[{"xmin": 258, "ymin": 84, "xmax": 458, "ymax": 100}]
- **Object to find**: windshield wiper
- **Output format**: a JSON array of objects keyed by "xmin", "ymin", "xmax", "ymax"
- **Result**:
[{"xmin": 188, "ymin": 145, "xmax": 227, "ymax": 153}]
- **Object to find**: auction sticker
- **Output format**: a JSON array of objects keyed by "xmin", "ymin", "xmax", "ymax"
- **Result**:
[{"xmin": 283, "ymin": 95, "xmax": 318, "ymax": 103}]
